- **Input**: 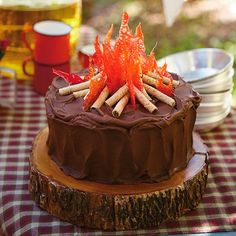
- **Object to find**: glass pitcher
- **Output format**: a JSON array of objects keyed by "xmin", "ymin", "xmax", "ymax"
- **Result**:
[{"xmin": 0, "ymin": 0, "xmax": 82, "ymax": 79}]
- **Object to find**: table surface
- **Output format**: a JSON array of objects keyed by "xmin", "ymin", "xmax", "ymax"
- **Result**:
[
  {"xmin": 0, "ymin": 80, "xmax": 236, "ymax": 236},
  {"xmin": 0, "ymin": 26, "xmax": 236, "ymax": 236}
]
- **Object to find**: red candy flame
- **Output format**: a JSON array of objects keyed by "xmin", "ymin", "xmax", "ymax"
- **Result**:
[
  {"xmin": 85, "ymin": 12, "xmax": 174, "ymax": 108},
  {"xmin": 83, "ymin": 72, "xmax": 107, "ymax": 110},
  {"xmin": 156, "ymin": 62, "xmax": 174, "ymax": 96},
  {"xmin": 52, "ymin": 69, "xmax": 84, "ymax": 85}
]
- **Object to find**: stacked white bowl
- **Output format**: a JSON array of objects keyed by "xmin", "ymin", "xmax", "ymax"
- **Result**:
[{"xmin": 158, "ymin": 48, "xmax": 234, "ymax": 132}]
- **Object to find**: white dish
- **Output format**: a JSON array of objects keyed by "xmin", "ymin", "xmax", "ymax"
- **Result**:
[
  {"xmin": 194, "ymin": 119, "xmax": 225, "ymax": 132},
  {"xmin": 195, "ymin": 106, "xmax": 231, "ymax": 132},
  {"xmin": 197, "ymin": 106, "xmax": 230, "ymax": 119},
  {"xmin": 195, "ymin": 81, "xmax": 233, "ymax": 94},
  {"xmin": 158, "ymin": 48, "xmax": 234, "ymax": 83},
  {"xmin": 200, "ymin": 89, "xmax": 232, "ymax": 103},
  {"xmin": 197, "ymin": 96, "xmax": 232, "ymax": 114},
  {"xmin": 192, "ymin": 69, "xmax": 234, "ymax": 93}
]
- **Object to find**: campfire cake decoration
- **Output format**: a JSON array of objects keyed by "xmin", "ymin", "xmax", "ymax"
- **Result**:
[
  {"xmin": 29, "ymin": 12, "xmax": 208, "ymax": 231},
  {"xmin": 53, "ymin": 12, "xmax": 180, "ymax": 117}
]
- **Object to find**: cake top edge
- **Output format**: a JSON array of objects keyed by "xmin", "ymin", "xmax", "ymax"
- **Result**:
[{"xmin": 45, "ymin": 73, "xmax": 201, "ymax": 129}]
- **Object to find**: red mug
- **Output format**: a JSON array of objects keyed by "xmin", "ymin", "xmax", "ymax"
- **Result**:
[
  {"xmin": 77, "ymin": 44, "xmax": 95, "ymax": 69},
  {"xmin": 23, "ymin": 58, "xmax": 70, "ymax": 95},
  {"xmin": 22, "ymin": 20, "xmax": 72, "ymax": 65}
]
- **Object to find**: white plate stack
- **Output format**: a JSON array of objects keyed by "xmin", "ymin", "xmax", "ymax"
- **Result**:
[{"xmin": 158, "ymin": 48, "xmax": 234, "ymax": 132}]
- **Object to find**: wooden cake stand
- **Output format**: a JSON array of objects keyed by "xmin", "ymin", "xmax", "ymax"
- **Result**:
[{"xmin": 29, "ymin": 127, "xmax": 208, "ymax": 230}]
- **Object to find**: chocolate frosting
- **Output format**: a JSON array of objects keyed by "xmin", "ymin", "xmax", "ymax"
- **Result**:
[{"xmin": 45, "ymin": 74, "xmax": 201, "ymax": 184}]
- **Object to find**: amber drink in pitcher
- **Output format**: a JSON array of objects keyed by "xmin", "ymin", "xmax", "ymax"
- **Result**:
[{"xmin": 0, "ymin": 0, "xmax": 82, "ymax": 79}]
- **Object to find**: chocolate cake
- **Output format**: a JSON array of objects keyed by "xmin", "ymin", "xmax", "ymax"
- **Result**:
[
  {"xmin": 45, "ymin": 12, "xmax": 201, "ymax": 184},
  {"xmin": 45, "ymin": 74, "xmax": 200, "ymax": 184}
]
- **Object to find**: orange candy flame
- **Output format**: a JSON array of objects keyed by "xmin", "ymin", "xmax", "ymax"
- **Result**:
[{"xmin": 84, "ymin": 12, "xmax": 174, "ymax": 110}]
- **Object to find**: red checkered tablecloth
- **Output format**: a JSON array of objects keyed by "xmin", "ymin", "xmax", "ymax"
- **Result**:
[
  {"xmin": 1, "ymin": 80, "xmax": 236, "ymax": 236},
  {"xmin": 0, "ymin": 26, "xmax": 236, "ymax": 235}
]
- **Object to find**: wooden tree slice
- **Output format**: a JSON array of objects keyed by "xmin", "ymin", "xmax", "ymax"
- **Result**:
[{"xmin": 29, "ymin": 127, "xmax": 208, "ymax": 230}]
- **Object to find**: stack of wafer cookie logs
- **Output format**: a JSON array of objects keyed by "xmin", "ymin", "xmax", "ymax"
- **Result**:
[{"xmin": 58, "ymin": 72, "xmax": 179, "ymax": 117}]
